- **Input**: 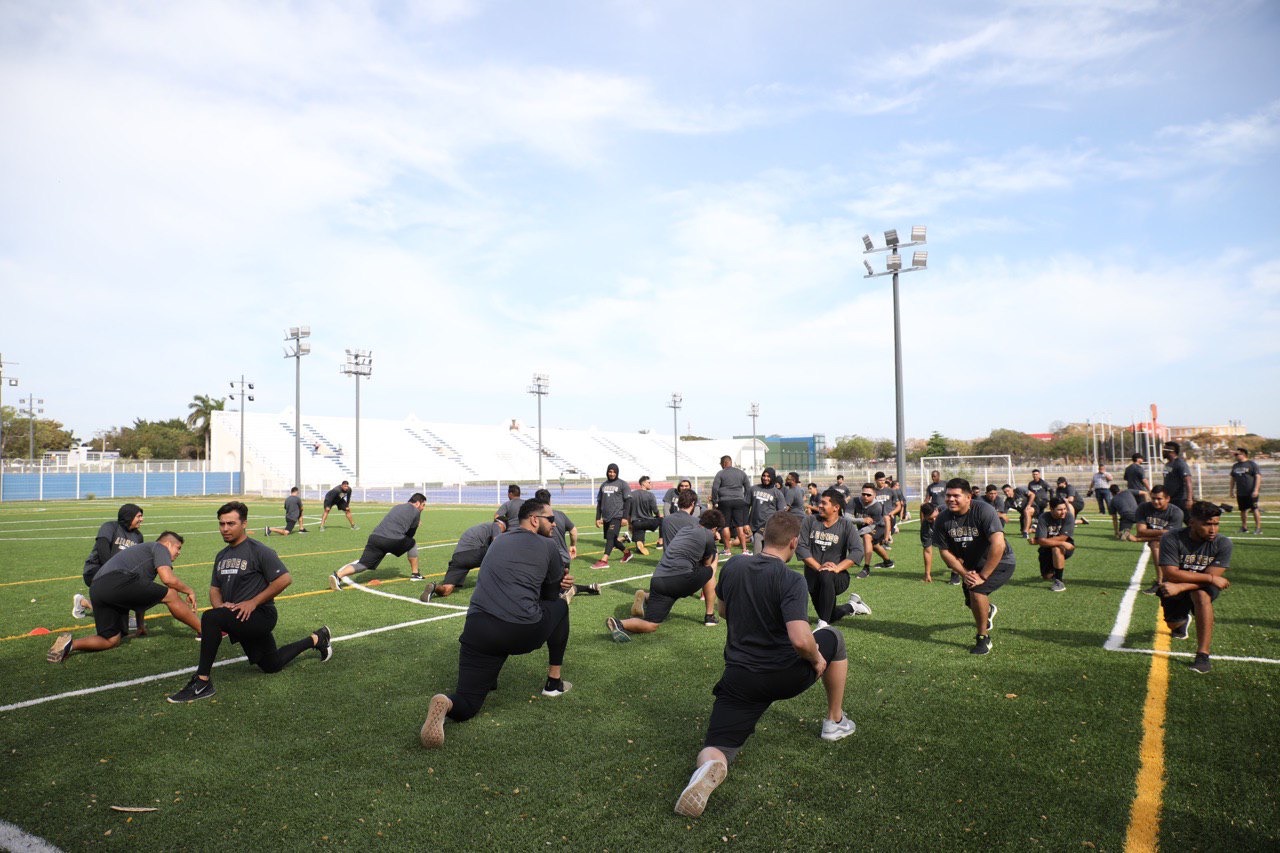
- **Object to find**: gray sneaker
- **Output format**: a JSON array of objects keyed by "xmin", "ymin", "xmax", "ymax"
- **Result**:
[
  {"xmin": 674, "ymin": 759, "xmax": 728, "ymax": 818},
  {"xmin": 855, "ymin": 566, "xmax": 871, "ymax": 579},
  {"xmin": 605, "ymin": 617, "xmax": 631, "ymax": 643},
  {"xmin": 820, "ymin": 714, "xmax": 857, "ymax": 742},
  {"xmin": 1170, "ymin": 620, "xmax": 1190, "ymax": 640},
  {"xmin": 72, "ymin": 593, "xmax": 89, "ymax": 619},
  {"xmin": 1189, "ymin": 653, "xmax": 1211, "ymax": 674},
  {"xmin": 847, "ymin": 593, "xmax": 872, "ymax": 616},
  {"xmin": 47, "ymin": 633, "xmax": 73, "ymax": 663},
  {"xmin": 419, "ymin": 582, "xmax": 439, "ymax": 603},
  {"xmin": 1051, "ymin": 579, "xmax": 1066, "ymax": 592}
]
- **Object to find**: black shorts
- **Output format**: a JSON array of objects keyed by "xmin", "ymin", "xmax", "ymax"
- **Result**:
[
  {"xmin": 962, "ymin": 561, "xmax": 1014, "ymax": 603},
  {"xmin": 284, "ymin": 518, "xmax": 299, "ymax": 533},
  {"xmin": 704, "ymin": 629, "xmax": 842, "ymax": 751},
  {"xmin": 1160, "ymin": 584, "xmax": 1221, "ymax": 625},
  {"xmin": 324, "ymin": 499, "xmax": 348, "ymax": 511},
  {"xmin": 89, "ymin": 573, "xmax": 169, "ymax": 639},
  {"xmin": 644, "ymin": 566, "xmax": 714, "ymax": 623},
  {"xmin": 357, "ymin": 534, "xmax": 415, "ymax": 572},
  {"xmin": 919, "ymin": 526, "xmax": 935, "ymax": 548},
  {"xmin": 718, "ymin": 500, "xmax": 749, "ymax": 529},
  {"xmin": 1037, "ymin": 543, "xmax": 1074, "ymax": 571},
  {"xmin": 1237, "ymin": 494, "xmax": 1257, "ymax": 511}
]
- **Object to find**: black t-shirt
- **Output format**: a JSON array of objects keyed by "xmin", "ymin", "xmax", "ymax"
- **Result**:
[
  {"xmin": 1123, "ymin": 463, "xmax": 1147, "ymax": 491},
  {"xmin": 926, "ymin": 481, "xmax": 947, "ymax": 509},
  {"xmin": 469, "ymin": 529, "xmax": 564, "ymax": 624},
  {"xmin": 83, "ymin": 521, "xmax": 144, "ymax": 578},
  {"xmin": 1163, "ymin": 457, "xmax": 1192, "ymax": 504},
  {"xmin": 716, "ymin": 553, "xmax": 811, "ymax": 671},
  {"xmin": 1230, "ymin": 460, "xmax": 1260, "ymax": 495},
  {"xmin": 324, "ymin": 486, "xmax": 351, "ymax": 510},
  {"xmin": 1026, "ymin": 480, "xmax": 1053, "ymax": 507},
  {"xmin": 934, "ymin": 500, "xmax": 1015, "ymax": 573},
  {"xmin": 211, "ymin": 538, "xmax": 290, "ymax": 616},
  {"xmin": 1136, "ymin": 501, "xmax": 1184, "ymax": 533},
  {"xmin": 1158, "ymin": 528, "xmax": 1232, "ymax": 573}
]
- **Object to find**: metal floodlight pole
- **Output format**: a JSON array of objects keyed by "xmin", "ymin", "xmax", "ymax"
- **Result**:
[
  {"xmin": 0, "ymin": 353, "xmax": 17, "ymax": 501},
  {"xmin": 341, "ymin": 349, "xmax": 373, "ymax": 486},
  {"xmin": 230, "ymin": 375, "xmax": 255, "ymax": 495},
  {"xmin": 669, "ymin": 393, "xmax": 683, "ymax": 478},
  {"xmin": 747, "ymin": 403, "xmax": 760, "ymax": 474},
  {"xmin": 864, "ymin": 226, "xmax": 927, "ymax": 489},
  {"xmin": 284, "ymin": 326, "xmax": 311, "ymax": 491},
  {"xmin": 528, "ymin": 373, "xmax": 550, "ymax": 485},
  {"xmin": 22, "ymin": 394, "xmax": 45, "ymax": 461}
]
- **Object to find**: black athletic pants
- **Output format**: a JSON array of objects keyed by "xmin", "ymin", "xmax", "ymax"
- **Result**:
[
  {"xmin": 803, "ymin": 566, "xmax": 850, "ymax": 624},
  {"xmin": 442, "ymin": 547, "xmax": 487, "ymax": 587},
  {"xmin": 601, "ymin": 517, "xmax": 624, "ymax": 557},
  {"xmin": 197, "ymin": 607, "xmax": 313, "ymax": 677},
  {"xmin": 629, "ymin": 516, "xmax": 661, "ymax": 543},
  {"xmin": 447, "ymin": 600, "xmax": 569, "ymax": 722}
]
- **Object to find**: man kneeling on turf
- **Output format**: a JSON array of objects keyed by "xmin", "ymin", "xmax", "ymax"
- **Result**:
[
  {"xmin": 606, "ymin": 509, "xmax": 723, "ymax": 642},
  {"xmin": 420, "ymin": 499, "xmax": 575, "ymax": 749},
  {"xmin": 1032, "ymin": 497, "xmax": 1076, "ymax": 592},
  {"xmin": 1156, "ymin": 501, "xmax": 1233, "ymax": 675},
  {"xmin": 330, "ymin": 493, "xmax": 426, "ymax": 587},
  {"xmin": 167, "ymin": 501, "xmax": 331, "ymax": 703},
  {"xmin": 48, "ymin": 532, "xmax": 201, "ymax": 663},
  {"xmin": 674, "ymin": 512, "xmax": 855, "ymax": 818}
]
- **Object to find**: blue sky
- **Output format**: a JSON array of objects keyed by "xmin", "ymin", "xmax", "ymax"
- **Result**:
[{"xmin": 2, "ymin": 0, "xmax": 1278, "ymax": 448}]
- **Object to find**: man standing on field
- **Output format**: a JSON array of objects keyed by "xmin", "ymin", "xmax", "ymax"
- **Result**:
[
  {"xmin": 1229, "ymin": 447, "xmax": 1262, "ymax": 535},
  {"xmin": 320, "ymin": 481, "xmax": 357, "ymax": 530},
  {"xmin": 934, "ymin": 478, "xmax": 1016, "ymax": 656}
]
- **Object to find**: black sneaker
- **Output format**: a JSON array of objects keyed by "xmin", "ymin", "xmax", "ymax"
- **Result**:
[
  {"xmin": 1077, "ymin": 517, "xmax": 1090, "ymax": 525},
  {"xmin": 541, "ymin": 678, "xmax": 573, "ymax": 697},
  {"xmin": 856, "ymin": 566, "xmax": 871, "ymax": 579},
  {"xmin": 875, "ymin": 560, "xmax": 895, "ymax": 569},
  {"xmin": 703, "ymin": 613, "xmax": 718, "ymax": 627},
  {"xmin": 582, "ymin": 583, "xmax": 601, "ymax": 595},
  {"xmin": 264, "ymin": 526, "xmax": 271, "ymax": 536},
  {"xmin": 970, "ymin": 634, "xmax": 992, "ymax": 655},
  {"xmin": 329, "ymin": 573, "xmax": 344, "ymax": 591},
  {"xmin": 1189, "ymin": 653, "xmax": 1211, "ymax": 674},
  {"xmin": 167, "ymin": 676, "xmax": 216, "ymax": 703},
  {"xmin": 832, "ymin": 602, "xmax": 855, "ymax": 622},
  {"xmin": 315, "ymin": 625, "xmax": 333, "ymax": 662},
  {"xmin": 419, "ymin": 582, "xmax": 438, "ymax": 603},
  {"xmin": 986, "ymin": 603, "xmax": 998, "ymax": 632},
  {"xmin": 1169, "ymin": 620, "xmax": 1189, "ymax": 641},
  {"xmin": 605, "ymin": 616, "xmax": 631, "ymax": 643},
  {"xmin": 948, "ymin": 574, "xmax": 962, "ymax": 585},
  {"xmin": 1141, "ymin": 582, "xmax": 1160, "ymax": 595},
  {"xmin": 409, "ymin": 573, "xmax": 425, "ymax": 581},
  {"xmin": 300, "ymin": 528, "xmax": 310, "ymax": 534}
]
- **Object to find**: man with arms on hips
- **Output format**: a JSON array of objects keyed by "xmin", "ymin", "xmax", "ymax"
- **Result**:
[
  {"xmin": 1032, "ymin": 497, "xmax": 1076, "ymax": 592},
  {"xmin": 1161, "ymin": 441, "xmax": 1194, "ymax": 514},
  {"xmin": 626, "ymin": 476, "xmax": 662, "ymax": 556},
  {"xmin": 673, "ymin": 512, "xmax": 856, "ymax": 818},
  {"xmin": 1089, "ymin": 464, "xmax": 1113, "ymax": 516},
  {"xmin": 1135, "ymin": 486, "xmax": 1185, "ymax": 595},
  {"xmin": 49, "ymin": 532, "xmax": 201, "ymax": 663},
  {"xmin": 1124, "ymin": 453, "xmax": 1152, "ymax": 502},
  {"xmin": 1108, "ymin": 484, "xmax": 1140, "ymax": 541},
  {"xmin": 934, "ymin": 478, "xmax": 1016, "ymax": 656},
  {"xmin": 330, "ymin": 494, "xmax": 427, "ymax": 587},
  {"xmin": 851, "ymin": 483, "xmax": 894, "ymax": 578},
  {"xmin": 1229, "ymin": 447, "xmax": 1262, "ymax": 535},
  {"xmin": 796, "ymin": 489, "xmax": 867, "ymax": 628},
  {"xmin": 71, "ymin": 503, "xmax": 146, "ymax": 631},
  {"xmin": 419, "ymin": 499, "xmax": 575, "ymax": 749},
  {"xmin": 319, "ymin": 481, "xmax": 357, "ymax": 530},
  {"xmin": 166, "ymin": 502, "xmax": 331, "ymax": 703},
  {"xmin": 592, "ymin": 463, "xmax": 632, "ymax": 569},
  {"xmin": 1156, "ymin": 501, "xmax": 1233, "ymax": 674},
  {"xmin": 747, "ymin": 467, "xmax": 786, "ymax": 556},
  {"xmin": 606, "ymin": 509, "xmax": 724, "ymax": 642},
  {"xmin": 266, "ymin": 487, "xmax": 308, "ymax": 537},
  {"xmin": 711, "ymin": 455, "xmax": 753, "ymax": 557}
]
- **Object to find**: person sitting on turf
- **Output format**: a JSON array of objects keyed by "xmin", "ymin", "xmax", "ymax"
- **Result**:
[
  {"xmin": 1156, "ymin": 501, "xmax": 1233, "ymax": 674},
  {"xmin": 605, "ymin": 509, "xmax": 724, "ymax": 642},
  {"xmin": 166, "ymin": 501, "xmax": 331, "ymax": 703},
  {"xmin": 330, "ymin": 494, "xmax": 427, "ymax": 587},
  {"xmin": 419, "ymin": 499, "xmax": 575, "ymax": 749},
  {"xmin": 674, "ymin": 512, "xmax": 856, "ymax": 818},
  {"xmin": 48, "ymin": 532, "xmax": 202, "ymax": 663},
  {"xmin": 266, "ymin": 487, "xmax": 308, "ymax": 536},
  {"xmin": 71, "ymin": 503, "xmax": 146, "ymax": 632},
  {"xmin": 1032, "ymin": 497, "xmax": 1076, "ymax": 592}
]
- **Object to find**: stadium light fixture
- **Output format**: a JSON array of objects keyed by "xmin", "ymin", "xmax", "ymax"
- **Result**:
[
  {"xmin": 862, "ymin": 235, "xmax": 874, "ymax": 252},
  {"xmin": 341, "ymin": 349, "xmax": 374, "ymax": 487},
  {"xmin": 0, "ymin": 353, "xmax": 17, "ymax": 499},
  {"xmin": 668, "ymin": 393, "xmax": 683, "ymax": 479},
  {"xmin": 747, "ymin": 403, "xmax": 760, "ymax": 475},
  {"xmin": 230, "ymin": 375, "xmax": 255, "ymax": 495},
  {"xmin": 528, "ymin": 373, "xmax": 550, "ymax": 485},
  {"xmin": 284, "ymin": 326, "xmax": 312, "ymax": 493},
  {"xmin": 862, "ymin": 226, "xmax": 928, "ymax": 489},
  {"xmin": 19, "ymin": 394, "xmax": 45, "ymax": 461}
]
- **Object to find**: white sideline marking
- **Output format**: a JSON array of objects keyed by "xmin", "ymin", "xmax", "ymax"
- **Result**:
[
  {"xmin": 1104, "ymin": 543, "xmax": 1280, "ymax": 665},
  {"xmin": 0, "ymin": 818, "xmax": 64, "ymax": 852},
  {"xmin": 0, "ymin": 568, "xmax": 657, "ymax": 714}
]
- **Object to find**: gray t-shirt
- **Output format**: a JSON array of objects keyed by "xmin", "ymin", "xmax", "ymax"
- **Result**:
[
  {"xmin": 1158, "ymin": 528, "xmax": 1232, "ymax": 573},
  {"xmin": 284, "ymin": 494, "xmax": 303, "ymax": 522},
  {"xmin": 1035, "ymin": 512, "xmax": 1076, "ymax": 542},
  {"xmin": 782, "ymin": 484, "xmax": 806, "ymax": 514},
  {"xmin": 796, "ymin": 514, "xmax": 864, "ymax": 566},
  {"xmin": 1055, "ymin": 484, "xmax": 1081, "ymax": 505},
  {"xmin": 1230, "ymin": 460, "xmax": 1260, "ymax": 495},
  {"xmin": 850, "ymin": 499, "xmax": 886, "ymax": 533},
  {"xmin": 875, "ymin": 486, "xmax": 896, "ymax": 511},
  {"xmin": 926, "ymin": 481, "xmax": 947, "ymax": 509},
  {"xmin": 211, "ymin": 538, "xmax": 289, "ymax": 616},
  {"xmin": 496, "ymin": 498, "xmax": 523, "ymax": 529},
  {"xmin": 457, "ymin": 521, "xmax": 503, "ymax": 552},
  {"xmin": 712, "ymin": 467, "xmax": 752, "ymax": 504},
  {"xmin": 629, "ymin": 489, "xmax": 660, "ymax": 522},
  {"xmin": 550, "ymin": 509, "xmax": 576, "ymax": 567},
  {"xmin": 653, "ymin": 526, "xmax": 716, "ymax": 580},
  {"xmin": 468, "ymin": 528, "xmax": 564, "ymax": 624},
  {"xmin": 83, "ymin": 521, "xmax": 144, "ymax": 579},
  {"xmin": 1110, "ymin": 489, "xmax": 1139, "ymax": 518},
  {"xmin": 372, "ymin": 503, "xmax": 422, "ymax": 540},
  {"xmin": 934, "ymin": 500, "xmax": 1015, "ymax": 573},
  {"xmin": 1026, "ymin": 480, "xmax": 1053, "ymax": 507},
  {"xmin": 748, "ymin": 484, "xmax": 785, "ymax": 532},
  {"xmin": 596, "ymin": 479, "xmax": 631, "ymax": 522},
  {"xmin": 716, "ymin": 552, "xmax": 811, "ymax": 671},
  {"xmin": 1123, "ymin": 463, "xmax": 1148, "ymax": 491},
  {"xmin": 984, "ymin": 494, "xmax": 1007, "ymax": 516},
  {"xmin": 1136, "ymin": 501, "xmax": 1184, "ymax": 533},
  {"xmin": 1163, "ymin": 457, "xmax": 1192, "ymax": 504},
  {"xmin": 94, "ymin": 541, "xmax": 173, "ymax": 584},
  {"xmin": 660, "ymin": 511, "xmax": 697, "ymax": 546}
]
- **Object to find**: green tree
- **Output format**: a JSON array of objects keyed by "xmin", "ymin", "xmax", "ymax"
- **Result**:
[
  {"xmin": 873, "ymin": 439, "xmax": 896, "ymax": 460},
  {"xmin": 0, "ymin": 405, "xmax": 77, "ymax": 458},
  {"xmin": 1051, "ymin": 433, "xmax": 1088, "ymax": 462},
  {"xmin": 187, "ymin": 394, "xmax": 226, "ymax": 461},
  {"xmin": 106, "ymin": 418, "xmax": 200, "ymax": 460},
  {"xmin": 923, "ymin": 431, "xmax": 948, "ymax": 457},
  {"xmin": 975, "ymin": 428, "xmax": 1041, "ymax": 461},
  {"xmin": 829, "ymin": 436, "xmax": 874, "ymax": 463}
]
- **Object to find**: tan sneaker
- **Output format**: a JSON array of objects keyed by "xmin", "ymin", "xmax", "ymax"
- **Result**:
[
  {"xmin": 631, "ymin": 589, "xmax": 649, "ymax": 618},
  {"xmin": 675, "ymin": 759, "xmax": 728, "ymax": 817},
  {"xmin": 420, "ymin": 694, "xmax": 452, "ymax": 749},
  {"xmin": 47, "ymin": 633, "xmax": 73, "ymax": 663},
  {"xmin": 636, "ymin": 541, "xmax": 650, "ymax": 556}
]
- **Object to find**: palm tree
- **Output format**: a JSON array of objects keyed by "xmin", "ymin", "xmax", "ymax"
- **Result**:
[{"xmin": 186, "ymin": 394, "xmax": 226, "ymax": 464}]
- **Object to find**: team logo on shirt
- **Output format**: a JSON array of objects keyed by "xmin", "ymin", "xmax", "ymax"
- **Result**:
[
  {"xmin": 217, "ymin": 557, "xmax": 249, "ymax": 575},
  {"xmin": 112, "ymin": 536, "xmax": 136, "ymax": 550},
  {"xmin": 945, "ymin": 525, "xmax": 979, "ymax": 544},
  {"xmin": 1179, "ymin": 554, "xmax": 1215, "ymax": 572}
]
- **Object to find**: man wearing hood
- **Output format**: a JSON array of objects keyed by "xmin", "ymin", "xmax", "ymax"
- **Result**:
[
  {"xmin": 72, "ymin": 504, "xmax": 146, "ymax": 633},
  {"xmin": 592, "ymin": 463, "xmax": 632, "ymax": 569},
  {"xmin": 748, "ymin": 468, "xmax": 786, "ymax": 556}
]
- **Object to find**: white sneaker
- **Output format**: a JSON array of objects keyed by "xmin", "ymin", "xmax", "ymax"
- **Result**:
[
  {"xmin": 821, "ymin": 714, "xmax": 857, "ymax": 742},
  {"xmin": 128, "ymin": 614, "xmax": 138, "ymax": 632},
  {"xmin": 674, "ymin": 759, "xmax": 728, "ymax": 817},
  {"xmin": 72, "ymin": 593, "xmax": 89, "ymax": 619},
  {"xmin": 815, "ymin": 619, "xmax": 829, "ymax": 631},
  {"xmin": 847, "ymin": 593, "xmax": 872, "ymax": 616}
]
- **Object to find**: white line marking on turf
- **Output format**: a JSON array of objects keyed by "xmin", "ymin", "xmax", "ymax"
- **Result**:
[
  {"xmin": 0, "ymin": 818, "xmax": 64, "ymax": 852},
  {"xmin": 1104, "ymin": 543, "xmax": 1280, "ymax": 665},
  {"xmin": 1, "ymin": 568, "xmax": 657, "ymax": 713},
  {"xmin": 343, "ymin": 578, "xmax": 468, "ymax": 609}
]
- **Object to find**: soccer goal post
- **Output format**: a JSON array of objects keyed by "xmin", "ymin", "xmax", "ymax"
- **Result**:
[{"xmin": 919, "ymin": 455, "xmax": 1014, "ymax": 498}]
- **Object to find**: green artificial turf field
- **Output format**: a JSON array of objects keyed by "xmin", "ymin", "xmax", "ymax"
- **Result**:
[{"xmin": 1, "ymin": 497, "xmax": 1277, "ymax": 850}]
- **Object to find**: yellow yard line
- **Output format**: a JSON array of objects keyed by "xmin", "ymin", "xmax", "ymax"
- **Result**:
[{"xmin": 1124, "ymin": 610, "xmax": 1172, "ymax": 853}]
